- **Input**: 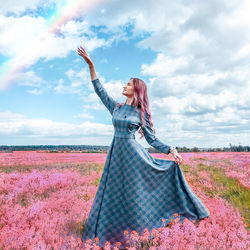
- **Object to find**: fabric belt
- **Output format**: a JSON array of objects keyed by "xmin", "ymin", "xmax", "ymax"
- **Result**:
[{"xmin": 114, "ymin": 131, "xmax": 135, "ymax": 139}]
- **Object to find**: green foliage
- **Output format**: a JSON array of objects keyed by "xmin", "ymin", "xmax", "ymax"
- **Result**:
[
  {"xmin": 76, "ymin": 163, "xmax": 104, "ymax": 176},
  {"xmin": 80, "ymin": 218, "xmax": 87, "ymax": 236},
  {"xmin": 179, "ymin": 163, "xmax": 190, "ymax": 174},
  {"xmin": 196, "ymin": 163, "xmax": 250, "ymax": 230},
  {"xmin": 0, "ymin": 162, "xmax": 105, "ymax": 175},
  {"xmin": 0, "ymin": 164, "xmax": 33, "ymax": 173},
  {"xmin": 93, "ymin": 177, "xmax": 101, "ymax": 186}
]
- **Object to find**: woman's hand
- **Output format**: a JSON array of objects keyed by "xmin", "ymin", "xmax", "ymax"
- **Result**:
[
  {"xmin": 170, "ymin": 147, "xmax": 184, "ymax": 165},
  {"xmin": 77, "ymin": 46, "xmax": 93, "ymax": 66}
]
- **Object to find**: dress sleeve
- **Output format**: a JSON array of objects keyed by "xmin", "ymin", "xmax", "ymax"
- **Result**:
[
  {"xmin": 92, "ymin": 78, "xmax": 117, "ymax": 115},
  {"xmin": 141, "ymin": 111, "xmax": 171, "ymax": 155}
]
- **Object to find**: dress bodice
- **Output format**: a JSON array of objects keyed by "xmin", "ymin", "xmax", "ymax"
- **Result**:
[{"xmin": 112, "ymin": 104, "xmax": 141, "ymax": 139}]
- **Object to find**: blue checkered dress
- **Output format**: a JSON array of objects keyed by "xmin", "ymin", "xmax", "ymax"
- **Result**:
[{"xmin": 81, "ymin": 78, "xmax": 210, "ymax": 249}]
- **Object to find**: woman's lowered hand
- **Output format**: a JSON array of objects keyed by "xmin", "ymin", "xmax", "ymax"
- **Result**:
[{"xmin": 170, "ymin": 147, "xmax": 184, "ymax": 165}]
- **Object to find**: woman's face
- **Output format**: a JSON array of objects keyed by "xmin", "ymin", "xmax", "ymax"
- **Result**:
[{"xmin": 122, "ymin": 79, "xmax": 134, "ymax": 97}]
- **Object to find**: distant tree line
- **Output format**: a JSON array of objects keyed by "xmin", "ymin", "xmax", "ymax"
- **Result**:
[
  {"xmin": 148, "ymin": 143, "xmax": 250, "ymax": 153},
  {"xmin": 0, "ymin": 143, "xmax": 249, "ymax": 153},
  {"xmin": 0, "ymin": 145, "xmax": 109, "ymax": 153}
]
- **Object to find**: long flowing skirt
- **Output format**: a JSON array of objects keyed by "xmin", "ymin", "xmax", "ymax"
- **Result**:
[{"xmin": 81, "ymin": 136, "xmax": 210, "ymax": 248}]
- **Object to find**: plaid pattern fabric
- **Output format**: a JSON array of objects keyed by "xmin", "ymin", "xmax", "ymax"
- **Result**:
[{"xmin": 82, "ymin": 78, "xmax": 210, "ymax": 249}]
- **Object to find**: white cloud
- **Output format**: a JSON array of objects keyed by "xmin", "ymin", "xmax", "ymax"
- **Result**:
[
  {"xmin": 0, "ymin": 110, "xmax": 113, "ymax": 137},
  {"xmin": 26, "ymin": 89, "xmax": 43, "ymax": 95},
  {"xmin": 0, "ymin": 0, "xmax": 43, "ymax": 15},
  {"xmin": 0, "ymin": 14, "xmax": 110, "ymax": 90},
  {"xmin": 18, "ymin": 70, "xmax": 43, "ymax": 88},
  {"xmin": 54, "ymin": 68, "xmax": 90, "ymax": 94},
  {"xmin": 73, "ymin": 112, "xmax": 94, "ymax": 120},
  {"xmin": 141, "ymin": 53, "xmax": 189, "ymax": 77}
]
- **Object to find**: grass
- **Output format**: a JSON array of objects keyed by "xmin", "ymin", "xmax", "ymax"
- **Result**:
[
  {"xmin": 195, "ymin": 163, "xmax": 250, "ymax": 230},
  {"xmin": 0, "ymin": 162, "xmax": 105, "ymax": 175},
  {"xmin": 92, "ymin": 176, "xmax": 101, "ymax": 186}
]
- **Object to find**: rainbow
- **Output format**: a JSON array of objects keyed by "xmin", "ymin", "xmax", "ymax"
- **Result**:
[{"xmin": 0, "ymin": 0, "xmax": 107, "ymax": 91}]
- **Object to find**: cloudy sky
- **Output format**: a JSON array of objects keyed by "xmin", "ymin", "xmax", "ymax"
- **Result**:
[{"xmin": 0, "ymin": 0, "xmax": 249, "ymax": 148}]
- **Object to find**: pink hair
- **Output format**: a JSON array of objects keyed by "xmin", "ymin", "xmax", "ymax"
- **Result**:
[{"xmin": 116, "ymin": 77, "xmax": 156, "ymax": 139}]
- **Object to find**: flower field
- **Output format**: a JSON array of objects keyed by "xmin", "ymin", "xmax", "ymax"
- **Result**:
[{"xmin": 0, "ymin": 151, "xmax": 249, "ymax": 249}]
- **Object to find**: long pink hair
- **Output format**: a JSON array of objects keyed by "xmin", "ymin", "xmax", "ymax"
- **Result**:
[{"xmin": 116, "ymin": 77, "xmax": 156, "ymax": 139}]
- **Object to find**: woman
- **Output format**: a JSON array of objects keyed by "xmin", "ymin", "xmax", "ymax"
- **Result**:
[{"xmin": 77, "ymin": 46, "xmax": 210, "ymax": 249}]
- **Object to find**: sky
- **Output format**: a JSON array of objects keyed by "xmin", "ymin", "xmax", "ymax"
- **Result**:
[{"xmin": 0, "ymin": 0, "xmax": 250, "ymax": 148}]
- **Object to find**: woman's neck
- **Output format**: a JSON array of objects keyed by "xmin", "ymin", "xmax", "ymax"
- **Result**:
[{"xmin": 125, "ymin": 98, "xmax": 134, "ymax": 105}]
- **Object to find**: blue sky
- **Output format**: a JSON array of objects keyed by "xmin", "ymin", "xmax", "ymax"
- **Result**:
[{"xmin": 0, "ymin": 0, "xmax": 250, "ymax": 148}]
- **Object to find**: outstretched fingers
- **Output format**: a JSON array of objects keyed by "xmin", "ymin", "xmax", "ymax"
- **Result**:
[
  {"xmin": 77, "ymin": 48, "xmax": 87, "ymax": 59},
  {"xmin": 77, "ymin": 47, "xmax": 85, "ymax": 53},
  {"xmin": 77, "ymin": 48, "xmax": 84, "ymax": 55},
  {"xmin": 78, "ymin": 46, "xmax": 87, "ymax": 54},
  {"xmin": 174, "ymin": 154, "xmax": 183, "ymax": 165},
  {"xmin": 178, "ymin": 155, "xmax": 184, "ymax": 164}
]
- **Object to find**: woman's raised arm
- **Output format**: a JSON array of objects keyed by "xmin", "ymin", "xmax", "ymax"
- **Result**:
[
  {"xmin": 77, "ymin": 46, "xmax": 117, "ymax": 115},
  {"xmin": 77, "ymin": 46, "xmax": 97, "ymax": 80}
]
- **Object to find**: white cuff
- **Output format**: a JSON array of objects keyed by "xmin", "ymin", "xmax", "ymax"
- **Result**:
[{"xmin": 169, "ymin": 146, "xmax": 177, "ymax": 154}]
